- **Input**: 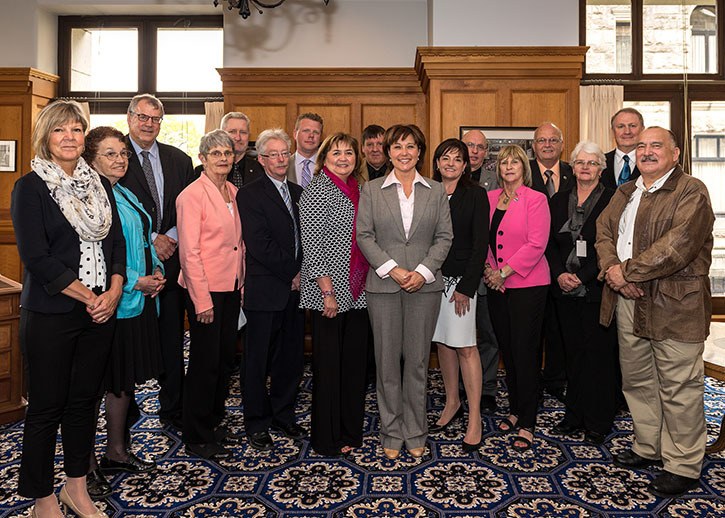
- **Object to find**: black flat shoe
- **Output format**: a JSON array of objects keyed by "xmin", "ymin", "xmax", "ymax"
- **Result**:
[
  {"xmin": 614, "ymin": 448, "xmax": 663, "ymax": 469},
  {"xmin": 248, "ymin": 430, "xmax": 274, "ymax": 451},
  {"xmin": 86, "ymin": 469, "xmax": 112, "ymax": 500},
  {"xmin": 648, "ymin": 471, "xmax": 699, "ymax": 498},
  {"xmin": 100, "ymin": 452, "xmax": 156, "ymax": 473},
  {"xmin": 429, "ymin": 405, "xmax": 464, "ymax": 433},
  {"xmin": 551, "ymin": 420, "xmax": 581, "ymax": 436},
  {"xmin": 185, "ymin": 442, "xmax": 230, "ymax": 459},
  {"xmin": 584, "ymin": 430, "xmax": 607, "ymax": 445},
  {"xmin": 271, "ymin": 422, "xmax": 306, "ymax": 440}
]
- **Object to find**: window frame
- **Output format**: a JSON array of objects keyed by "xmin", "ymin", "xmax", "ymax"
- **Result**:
[
  {"xmin": 580, "ymin": 0, "xmax": 725, "ymax": 80},
  {"xmin": 57, "ymin": 15, "xmax": 224, "ymax": 115}
]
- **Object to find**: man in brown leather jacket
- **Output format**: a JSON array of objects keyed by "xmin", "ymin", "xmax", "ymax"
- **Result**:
[{"xmin": 595, "ymin": 126, "xmax": 714, "ymax": 498}]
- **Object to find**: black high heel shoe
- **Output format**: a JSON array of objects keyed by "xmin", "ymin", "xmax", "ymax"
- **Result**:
[
  {"xmin": 461, "ymin": 439, "xmax": 482, "ymax": 453},
  {"xmin": 429, "ymin": 405, "xmax": 464, "ymax": 433}
]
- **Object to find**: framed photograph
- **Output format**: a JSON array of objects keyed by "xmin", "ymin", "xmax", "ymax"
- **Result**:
[
  {"xmin": 0, "ymin": 140, "xmax": 17, "ymax": 172},
  {"xmin": 459, "ymin": 126, "xmax": 536, "ymax": 175}
]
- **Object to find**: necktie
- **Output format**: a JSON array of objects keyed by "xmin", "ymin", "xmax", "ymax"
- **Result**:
[
  {"xmin": 301, "ymin": 159, "xmax": 312, "ymax": 188},
  {"xmin": 230, "ymin": 161, "xmax": 244, "ymax": 189},
  {"xmin": 618, "ymin": 155, "xmax": 631, "ymax": 186},
  {"xmin": 544, "ymin": 169, "xmax": 555, "ymax": 198},
  {"xmin": 140, "ymin": 150, "xmax": 161, "ymax": 232},
  {"xmin": 280, "ymin": 182, "xmax": 300, "ymax": 257}
]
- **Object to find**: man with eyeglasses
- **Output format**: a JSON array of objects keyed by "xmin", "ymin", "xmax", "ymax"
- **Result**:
[
  {"xmin": 601, "ymin": 108, "xmax": 643, "ymax": 189},
  {"xmin": 237, "ymin": 128, "xmax": 305, "ymax": 451},
  {"xmin": 530, "ymin": 122, "xmax": 573, "ymax": 404},
  {"xmin": 462, "ymin": 129, "xmax": 499, "ymax": 415},
  {"xmin": 287, "ymin": 112, "xmax": 324, "ymax": 188},
  {"xmin": 120, "ymin": 93, "xmax": 195, "ymax": 432}
]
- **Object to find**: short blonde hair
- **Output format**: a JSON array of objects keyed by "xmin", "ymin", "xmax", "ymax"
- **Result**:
[
  {"xmin": 496, "ymin": 145, "xmax": 533, "ymax": 187},
  {"xmin": 33, "ymin": 100, "xmax": 89, "ymax": 161}
]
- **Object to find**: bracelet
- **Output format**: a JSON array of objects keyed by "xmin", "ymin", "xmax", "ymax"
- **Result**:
[{"xmin": 321, "ymin": 289, "xmax": 335, "ymax": 298}]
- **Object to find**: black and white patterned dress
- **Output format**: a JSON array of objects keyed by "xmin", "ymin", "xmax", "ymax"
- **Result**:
[{"xmin": 299, "ymin": 173, "xmax": 367, "ymax": 312}]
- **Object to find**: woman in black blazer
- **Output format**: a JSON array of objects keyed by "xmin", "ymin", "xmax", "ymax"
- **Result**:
[
  {"xmin": 11, "ymin": 100, "xmax": 125, "ymax": 518},
  {"xmin": 429, "ymin": 139, "xmax": 489, "ymax": 453},
  {"xmin": 545, "ymin": 141, "xmax": 617, "ymax": 446}
]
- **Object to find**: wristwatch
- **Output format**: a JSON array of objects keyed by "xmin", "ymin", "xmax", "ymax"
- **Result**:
[{"xmin": 499, "ymin": 269, "xmax": 508, "ymax": 279}]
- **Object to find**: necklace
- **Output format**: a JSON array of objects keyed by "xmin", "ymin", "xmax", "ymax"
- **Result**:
[{"xmin": 501, "ymin": 190, "xmax": 517, "ymax": 205}]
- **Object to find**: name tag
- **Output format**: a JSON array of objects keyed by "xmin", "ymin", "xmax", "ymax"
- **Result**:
[{"xmin": 576, "ymin": 239, "xmax": 587, "ymax": 258}]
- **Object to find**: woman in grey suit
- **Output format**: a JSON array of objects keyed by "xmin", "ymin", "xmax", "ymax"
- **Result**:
[{"xmin": 357, "ymin": 124, "xmax": 453, "ymax": 460}]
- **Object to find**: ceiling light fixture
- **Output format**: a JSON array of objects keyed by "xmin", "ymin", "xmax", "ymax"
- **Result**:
[{"xmin": 213, "ymin": 0, "xmax": 331, "ymax": 19}]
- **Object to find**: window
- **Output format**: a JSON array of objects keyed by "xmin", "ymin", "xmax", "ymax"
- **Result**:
[
  {"xmin": 583, "ymin": 1, "xmax": 725, "ymax": 305},
  {"xmin": 59, "ymin": 16, "xmax": 223, "ymax": 159}
]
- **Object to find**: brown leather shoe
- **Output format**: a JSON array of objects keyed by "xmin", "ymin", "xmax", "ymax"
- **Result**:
[
  {"xmin": 383, "ymin": 448, "xmax": 399, "ymax": 459},
  {"xmin": 408, "ymin": 446, "xmax": 425, "ymax": 458}
]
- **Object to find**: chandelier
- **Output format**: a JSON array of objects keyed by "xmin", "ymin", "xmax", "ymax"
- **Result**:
[{"xmin": 213, "ymin": 0, "xmax": 331, "ymax": 19}]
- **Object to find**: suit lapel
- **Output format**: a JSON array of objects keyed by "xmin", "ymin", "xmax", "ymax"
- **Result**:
[
  {"xmin": 381, "ymin": 184, "xmax": 407, "ymax": 239},
  {"xmin": 408, "ymin": 182, "xmax": 431, "ymax": 239},
  {"xmin": 125, "ymin": 136, "xmax": 154, "ymax": 201},
  {"xmin": 158, "ymin": 144, "xmax": 176, "ymax": 224},
  {"xmin": 262, "ymin": 175, "xmax": 293, "ymax": 221}
]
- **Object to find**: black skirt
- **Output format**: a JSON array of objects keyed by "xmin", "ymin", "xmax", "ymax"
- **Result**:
[{"xmin": 105, "ymin": 297, "xmax": 163, "ymax": 396}]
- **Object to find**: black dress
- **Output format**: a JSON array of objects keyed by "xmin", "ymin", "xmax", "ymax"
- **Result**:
[{"xmin": 105, "ymin": 201, "xmax": 163, "ymax": 396}]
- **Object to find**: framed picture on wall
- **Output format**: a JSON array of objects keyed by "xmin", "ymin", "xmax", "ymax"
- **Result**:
[
  {"xmin": 0, "ymin": 140, "xmax": 17, "ymax": 172},
  {"xmin": 459, "ymin": 127, "xmax": 536, "ymax": 176}
]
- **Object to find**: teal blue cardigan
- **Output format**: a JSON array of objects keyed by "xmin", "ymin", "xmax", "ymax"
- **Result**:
[{"xmin": 113, "ymin": 183, "xmax": 164, "ymax": 319}]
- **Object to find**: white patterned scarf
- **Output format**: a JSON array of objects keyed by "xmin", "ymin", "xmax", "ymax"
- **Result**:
[{"xmin": 31, "ymin": 156, "xmax": 112, "ymax": 242}]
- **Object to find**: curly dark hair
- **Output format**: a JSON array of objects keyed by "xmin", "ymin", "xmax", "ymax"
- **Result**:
[{"xmin": 82, "ymin": 126, "xmax": 126, "ymax": 165}]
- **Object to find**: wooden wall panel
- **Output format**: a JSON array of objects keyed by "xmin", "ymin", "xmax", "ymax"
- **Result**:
[
  {"xmin": 231, "ymin": 104, "xmax": 288, "ymax": 140},
  {"xmin": 0, "ymin": 245, "xmax": 20, "ymax": 284},
  {"xmin": 0, "ymin": 104, "xmax": 23, "ymax": 210},
  {"xmin": 440, "ymin": 91, "xmax": 497, "ymax": 140},
  {"xmin": 511, "ymin": 91, "xmax": 568, "ymax": 131},
  {"xmin": 298, "ymin": 104, "xmax": 352, "ymax": 135},
  {"xmin": 361, "ymin": 104, "xmax": 420, "ymax": 130}
]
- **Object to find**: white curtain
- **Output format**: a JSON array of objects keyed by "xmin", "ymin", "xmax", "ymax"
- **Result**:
[
  {"xmin": 204, "ymin": 101, "xmax": 225, "ymax": 133},
  {"xmin": 579, "ymin": 85, "xmax": 624, "ymax": 150},
  {"xmin": 78, "ymin": 101, "xmax": 91, "ymax": 127}
]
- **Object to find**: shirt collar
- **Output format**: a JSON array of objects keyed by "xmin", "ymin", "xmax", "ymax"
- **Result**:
[
  {"xmin": 634, "ymin": 167, "xmax": 674, "ymax": 193},
  {"xmin": 296, "ymin": 152, "xmax": 317, "ymax": 167},
  {"xmin": 537, "ymin": 160, "xmax": 560, "ymax": 176},
  {"xmin": 266, "ymin": 172, "xmax": 288, "ymax": 190},
  {"xmin": 381, "ymin": 170, "xmax": 431, "ymax": 189},
  {"xmin": 129, "ymin": 138, "xmax": 159, "ymax": 159},
  {"xmin": 615, "ymin": 148, "xmax": 637, "ymax": 161}
]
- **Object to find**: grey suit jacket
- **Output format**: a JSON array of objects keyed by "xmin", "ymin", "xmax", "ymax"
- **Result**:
[{"xmin": 356, "ymin": 176, "xmax": 453, "ymax": 294}]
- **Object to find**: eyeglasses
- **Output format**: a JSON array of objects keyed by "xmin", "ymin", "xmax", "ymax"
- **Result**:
[
  {"xmin": 260, "ymin": 151, "xmax": 291, "ymax": 160},
  {"xmin": 465, "ymin": 142, "xmax": 488, "ymax": 152},
  {"xmin": 98, "ymin": 150, "xmax": 132, "ymax": 161},
  {"xmin": 206, "ymin": 150, "xmax": 235, "ymax": 159},
  {"xmin": 131, "ymin": 111, "xmax": 163, "ymax": 124},
  {"xmin": 572, "ymin": 160, "xmax": 600, "ymax": 168},
  {"xmin": 535, "ymin": 138, "xmax": 562, "ymax": 145}
]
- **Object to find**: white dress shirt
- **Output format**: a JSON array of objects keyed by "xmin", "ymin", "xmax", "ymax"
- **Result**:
[
  {"xmin": 292, "ymin": 151, "xmax": 318, "ymax": 186},
  {"xmin": 375, "ymin": 171, "xmax": 435, "ymax": 284},
  {"xmin": 614, "ymin": 148, "xmax": 637, "ymax": 184}
]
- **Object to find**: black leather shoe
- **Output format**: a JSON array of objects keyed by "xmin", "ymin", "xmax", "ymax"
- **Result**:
[
  {"xmin": 100, "ymin": 452, "xmax": 156, "ymax": 473},
  {"xmin": 214, "ymin": 425, "xmax": 243, "ymax": 444},
  {"xmin": 551, "ymin": 420, "xmax": 581, "ymax": 436},
  {"xmin": 429, "ymin": 405, "xmax": 464, "ymax": 433},
  {"xmin": 271, "ymin": 422, "xmax": 306, "ymax": 440},
  {"xmin": 648, "ymin": 471, "xmax": 699, "ymax": 498},
  {"xmin": 584, "ymin": 430, "xmax": 607, "ymax": 445},
  {"xmin": 185, "ymin": 442, "xmax": 230, "ymax": 459},
  {"xmin": 248, "ymin": 430, "xmax": 274, "ymax": 451},
  {"xmin": 86, "ymin": 469, "xmax": 112, "ymax": 500},
  {"xmin": 480, "ymin": 395, "xmax": 498, "ymax": 415},
  {"xmin": 546, "ymin": 386, "xmax": 566, "ymax": 403},
  {"xmin": 614, "ymin": 449, "xmax": 663, "ymax": 469},
  {"xmin": 160, "ymin": 417, "xmax": 183, "ymax": 431}
]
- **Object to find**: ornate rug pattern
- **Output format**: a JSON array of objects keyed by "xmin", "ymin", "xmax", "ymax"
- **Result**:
[{"xmin": 1, "ymin": 348, "xmax": 723, "ymax": 517}]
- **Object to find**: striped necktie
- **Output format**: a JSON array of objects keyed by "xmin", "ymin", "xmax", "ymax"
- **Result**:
[
  {"xmin": 301, "ymin": 159, "xmax": 312, "ymax": 188},
  {"xmin": 140, "ymin": 150, "xmax": 161, "ymax": 232},
  {"xmin": 280, "ymin": 182, "xmax": 300, "ymax": 257}
]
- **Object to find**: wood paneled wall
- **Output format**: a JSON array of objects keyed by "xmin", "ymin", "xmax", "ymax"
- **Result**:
[
  {"xmin": 219, "ymin": 68, "xmax": 427, "ymax": 145},
  {"xmin": 415, "ymin": 47, "xmax": 588, "ymax": 157},
  {"xmin": 0, "ymin": 68, "xmax": 58, "ymax": 283}
]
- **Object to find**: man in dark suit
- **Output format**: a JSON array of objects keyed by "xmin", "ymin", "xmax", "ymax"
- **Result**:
[
  {"xmin": 530, "ymin": 122, "xmax": 572, "ymax": 403},
  {"xmin": 194, "ymin": 112, "xmax": 265, "ymax": 188},
  {"xmin": 601, "ymin": 108, "xmax": 643, "ymax": 189},
  {"xmin": 237, "ymin": 128, "xmax": 305, "ymax": 451},
  {"xmin": 361, "ymin": 124, "xmax": 387, "ymax": 181},
  {"xmin": 120, "ymin": 94, "xmax": 195, "ymax": 430},
  {"xmin": 530, "ymin": 122, "xmax": 574, "ymax": 198}
]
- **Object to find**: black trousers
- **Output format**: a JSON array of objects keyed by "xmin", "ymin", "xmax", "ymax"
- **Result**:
[
  {"xmin": 311, "ymin": 309, "xmax": 369, "ymax": 456},
  {"xmin": 182, "ymin": 290, "xmax": 240, "ymax": 445},
  {"xmin": 556, "ymin": 296, "xmax": 619, "ymax": 434},
  {"xmin": 243, "ymin": 291, "xmax": 304, "ymax": 434},
  {"xmin": 488, "ymin": 285, "xmax": 547, "ymax": 430},
  {"xmin": 18, "ymin": 304, "xmax": 114, "ymax": 498},
  {"xmin": 541, "ymin": 290, "xmax": 567, "ymax": 391},
  {"xmin": 157, "ymin": 286, "xmax": 186, "ymax": 422}
]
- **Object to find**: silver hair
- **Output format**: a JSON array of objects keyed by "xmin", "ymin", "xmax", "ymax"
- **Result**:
[
  {"xmin": 255, "ymin": 128, "xmax": 291, "ymax": 155},
  {"xmin": 569, "ymin": 141, "xmax": 606, "ymax": 170},
  {"xmin": 199, "ymin": 129, "xmax": 235, "ymax": 155},
  {"xmin": 128, "ymin": 93, "xmax": 165, "ymax": 116},
  {"xmin": 220, "ymin": 111, "xmax": 250, "ymax": 130}
]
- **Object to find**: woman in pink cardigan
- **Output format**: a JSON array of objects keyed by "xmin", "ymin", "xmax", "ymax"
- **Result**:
[
  {"xmin": 177, "ymin": 129, "xmax": 244, "ymax": 460},
  {"xmin": 483, "ymin": 144, "xmax": 550, "ymax": 453}
]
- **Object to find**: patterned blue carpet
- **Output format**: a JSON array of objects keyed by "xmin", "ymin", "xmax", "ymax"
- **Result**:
[{"xmin": 1, "ymin": 347, "xmax": 724, "ymax": 517}]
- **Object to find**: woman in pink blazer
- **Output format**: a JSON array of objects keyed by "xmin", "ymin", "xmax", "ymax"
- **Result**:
[
  {"xmin": 483, "ymin": 144, "xmax": 550, "ymax": 453},
  {"xmin": 177, "ymin": 129, "xmax": 244, "ymax": 459}
]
